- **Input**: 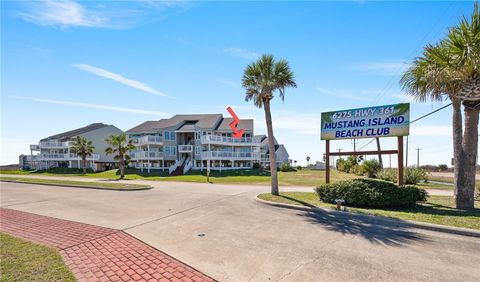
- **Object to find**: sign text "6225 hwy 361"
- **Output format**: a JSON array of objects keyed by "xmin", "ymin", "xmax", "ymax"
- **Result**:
[{"xmin": 320, "ymin": 103, "xmax": 410, "ymax": 140}]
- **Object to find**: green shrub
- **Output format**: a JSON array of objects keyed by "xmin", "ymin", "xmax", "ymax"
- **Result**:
[
  {"xmin": 361, "ymin": 159, "xmax": 382, "ymax": 178},
  {"xmin": 280, "ymin": 163, "xmax": 292, "ymax": 172},
  {"xmin": 437, "ymin": 164, "xmax": 448, "ymax": 171},
  {"xmin": 351, "ymin": 164, "xmax": 363, "ymax": 176},
  {"xmin": 377, "ymin": 167, "xmax": 428, "ymax": 184},
  {"xmin": 336, "ymin": 158, "xmax": 349, "ymax": 173},
  {"xmin": 404, "ymin": 167, "xmax": 428, "ymax": 184},
  {"xmin": 296, "ymin": 166, "xmax": 302, "ymax": 170},
  {"xmin": 314, "ymin": 178, "xmax": 427, "ymax": 208},
  {"xmin": 377, "ymin": 168, "xmax": 397, "ymax": 182},
  {"xmin": 252, "ymin": 162, "xmax": 261, "ymax": 169},
  {"xmin": 336, "ymin": 156, "xmax": 365, "ymax": 174}
]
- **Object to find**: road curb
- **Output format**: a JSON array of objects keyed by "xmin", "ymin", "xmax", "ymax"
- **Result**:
[
  {"xmin": 0, "ymin": 179, "xmax": 153, "ymax": 191},
  {"xmin": 254, "ymin": 195, "xmax": 480, "ymax": 238}
]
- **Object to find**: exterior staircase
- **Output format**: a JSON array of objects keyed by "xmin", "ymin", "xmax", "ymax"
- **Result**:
[
  {"xmin": 169, "ymin": 156, "xmax": 187, "ymax": 176},
  {"xmin": 170, "ymin": 164, "xmax": 185, "ymax": 176}
]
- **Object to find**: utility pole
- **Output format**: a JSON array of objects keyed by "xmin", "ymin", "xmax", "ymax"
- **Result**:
[
  {"xmin": 375, "ymin": 137, "xmax": 383, "ymax": 169},
  {"xmin": 416, "ymin": 147, "xmax": 422, "ymax": 167},
  {"xmin": 352, "ymin": 139, "xmax": 356, "ymax": 152}
]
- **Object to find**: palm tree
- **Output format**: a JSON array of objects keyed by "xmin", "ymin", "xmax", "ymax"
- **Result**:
[
  {"xmin": 306, "ymin": 156, "xmax": 311, "ymax": 167},
  {"xmin": 70, "ymin": 136, "xmax": 95, "ymax": 174},
  {"xmin": 242, "ymin": 54, "xmax": 297, "ymax": 195},
  {"xmin": 105, "ymin": 133, "xmax": 136, "ymax": 179},
  {"xmin": 401, "ymin": 3, "xmax": 479, "ymax": 209}
]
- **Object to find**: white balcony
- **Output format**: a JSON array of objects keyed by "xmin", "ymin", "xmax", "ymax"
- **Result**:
[
  {"xmin": 201, "ymin": 151, "xmax": 260, "ymax": 160},
  {"xmin": 35, "ymin": 153, "xmax": 99, "ymax": 161},
  {"xmin": 200, "ymin": 135, "xmax": 255, "ymax": 146},
  {"xmin": 30, "ymin": 144, "xmax": 40, "ymax": 151},
  {"xmin": 39, "ymin": 141, "xmax": 71, "ymax": 148},
  {"xmin": 131, "ymin": 151, "xmax": 163, "ymax": 160},
  {"xmin": 132, "ymin": 136, "xmax": 163, "ymax": 146},
  {"xmin": 178, "ymin": 145, "xmax": 193, "ymax": 153}
]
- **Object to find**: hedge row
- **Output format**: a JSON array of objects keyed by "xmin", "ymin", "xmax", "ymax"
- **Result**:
[{"xmin": 314, "ymin": 178, "xmax": 427, "ymax": 208}]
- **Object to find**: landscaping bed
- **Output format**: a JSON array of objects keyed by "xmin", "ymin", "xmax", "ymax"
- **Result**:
[
  {"xmin": 0, "ymin": 176, "xmax": 151, "ymax": 190},
  {"xmin": 0, "ymin": 233, "xmax": 75, "ymax": 281},
  {"xmin": 258, "ymin": 192, "xmax": 480, "ymax": 230}
]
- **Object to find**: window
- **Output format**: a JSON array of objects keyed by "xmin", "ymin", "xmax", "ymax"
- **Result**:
[
  {"xmin": 164, "ymin": 131, "xmax": 176, "ymax": 141},
  {"xmin": 195, "ymin": 146, "xmax": 201, "ymax": 154},
  {"xmin": 165, "ymin": 146, "xmax": 176, "ymax": 156}
]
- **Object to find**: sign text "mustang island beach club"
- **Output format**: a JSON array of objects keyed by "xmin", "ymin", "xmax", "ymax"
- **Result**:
[{"xmin": 321, "ymin": 103, "xmax": 410, "ymax": 140}]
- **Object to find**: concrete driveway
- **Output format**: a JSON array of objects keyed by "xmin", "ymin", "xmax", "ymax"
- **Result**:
[{"xmin": 1, "ymin": 181, "xmax": 478, "ymax": 281}]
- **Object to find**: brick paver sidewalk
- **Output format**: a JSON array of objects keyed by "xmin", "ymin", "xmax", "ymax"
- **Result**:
[{"xmin": 0, "ymin": 208, "xmax": 215, "ymax": 282}]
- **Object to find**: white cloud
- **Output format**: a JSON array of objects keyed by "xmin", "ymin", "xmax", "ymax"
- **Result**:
[
  {"xmin": 315, "ymin": 87, "xmax": 372, "ymax": 101},
  {"xmin": 223, "ymin": 47, "xmax": 260, "ymax": 60},
  {"xmin": 73, "ymin": 64, "xmax": 168, "ymax": 97},
  {"xmin": 410, "ymin": 125, "xmax": 451, "ymax": 136},
  {"xmin": 18, "ymin": 0, "xmax": 109, "ymax": 28},
  {"xmin": 11, "ymin": 96, "xmax": 169, "ymax": 116},
  {"xmin": 352, "ymin": 62, "xmax": 409, "ymax": 75},
  {"xmin": 16, "ymin": 0, "xmax": 189, "ymax": 29}
]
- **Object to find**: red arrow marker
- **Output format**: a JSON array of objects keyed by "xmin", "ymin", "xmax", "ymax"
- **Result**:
[{"xmin": 227, "ymin": 106, "xmax": 244, "ymax": 139}]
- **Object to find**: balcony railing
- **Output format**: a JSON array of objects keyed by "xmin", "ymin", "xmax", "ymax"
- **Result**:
[
  {"xmin": 35, "ymin": 153, "xmax": 99, "ymax": 161},
  {"xmin": 200, "ymin": 151, "xmax": 260, "ymax": 160},
  {"xmin": 200, "ymin": 135, "xmax": 255, "ymax": 145},
  {"xmin": 178, "ymin": 145, "xmax": 193, "ymax": 153},
  {"xmin": 30, "ymin": 144, "xmax": 40, "ymax": 151},
  {"xmin": 132, "ymin": 136, "xmax": 163, "ymax": 146},
  {"xmin": 130, "ymin": 151, "xmax": 163, "ymax": 160},
  {"xmin": 38, "ymin": 141, "xmax": 71, "ymax": 148}
]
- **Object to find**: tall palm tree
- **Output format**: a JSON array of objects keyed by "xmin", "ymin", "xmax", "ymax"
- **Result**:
[
  {"xmin": 446, "ymin": 3, "xmax": 480, "ymax": 209},
  {"xmin": 401, "ymin": 3, "xmax": 479, "ymax": 209},
  {"xmin": 105, "ymin": 133, "xmax": 136, "ymax": 179},
  {"xmin": 70, "ymin": 136, "xmax": 95, "ymax": 174},
  {"xmin": 242, "ymin": 54, "xmax": 297, "ymax": 195}
]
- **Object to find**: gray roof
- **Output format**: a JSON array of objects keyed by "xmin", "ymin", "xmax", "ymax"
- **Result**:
[
  {"xmin": 41, "ymin": 123, "xmax": 108, "ymax": 141},
  {"xmin": 216, "ymin": 118, "xmax": 254, "ymax": 132},
  {"xmin": 127, "ymin": 114, "xmax": 254, "ymax": 133},
  {"xmin": 176, "ymin": 124, "xmax": 196, "ymax": 132},
  {"xmin": 254, "ymin": 135, "xmax": 278, "ymax": 145}
]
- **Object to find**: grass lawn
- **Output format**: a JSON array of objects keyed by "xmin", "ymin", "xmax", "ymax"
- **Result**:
[
  {"xmin": 0, "ymin": 233, "xmax": 75, "ymax": 281},
  {"xmin": 429, "ymin": 175, "xmax": 480, "ymax": 188},
  {"xmin": 0, "ymin": 168, "xmax": 465, "ymax": 190},
  {"xmin": 1, "ymin": 168, "xmax": 360, "ymax": 186},
  {"xmin": 417, "ymin": 181, "xmax": 454, "ymax": 190},
  {"xmin": 0, "ymin": 176, "xmax": 151, "ymax": 190},
  {"xmin": 258, "ymin": 192, "xmax": 480, "ymax": 230}
]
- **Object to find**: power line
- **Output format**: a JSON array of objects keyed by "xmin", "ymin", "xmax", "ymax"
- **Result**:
[
  {"xmin": 410, "ymin": 103, "xmax": 452, "ymax": 124},
  {"xmin": 375, "ymin": 3, "xmax": 455, "ymax": 102},
  {"xmin": 355, "ymin": 103, "xmax": 452, "ymax": 152}
]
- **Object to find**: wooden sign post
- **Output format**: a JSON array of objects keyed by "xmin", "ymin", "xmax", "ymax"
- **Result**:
[
  {"xmin": 325, "ymin": 137, "xmax": 404, "ymax": 185},
  {"xmin": 321, "ymin": 103, "xmax": 410, "ymax": 187}
]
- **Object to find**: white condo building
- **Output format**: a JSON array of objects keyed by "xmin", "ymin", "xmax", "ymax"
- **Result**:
[
  {"xmin": 126, "ymin": 114, "xmax": 290, "ymax": 174},
  {"xmin": 22, "ymin": 123, "xmax": 123, "ymax": 171}
]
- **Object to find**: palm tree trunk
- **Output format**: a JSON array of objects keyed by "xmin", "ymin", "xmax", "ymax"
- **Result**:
[
  {"xmin": 458, "ymin": 102, "xmax": 479, "ymax": 209},
  {"xmin": 120, "ymin": 156, "xmax": 125, "ymax": 179},
  {"xmin": 263, "ymin": 99, "xmax": 279, "ymax": 195},
  {"xmin": 452, "ymin": 99, "xmax": 465, "ymax": 207},
  {"xmin": 82, "ymin": 157, "xmax": 87, "ymax": 174}
]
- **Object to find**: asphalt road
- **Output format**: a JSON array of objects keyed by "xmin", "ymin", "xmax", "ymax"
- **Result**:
[{"xmin": 1, "ymin": 181, "xmax": 478, "ymax": 281}]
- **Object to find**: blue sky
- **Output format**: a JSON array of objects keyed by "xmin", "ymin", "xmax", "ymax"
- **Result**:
[{"xmin": 1, "ymin": 0, "xmax": 475, "ymax": 166}]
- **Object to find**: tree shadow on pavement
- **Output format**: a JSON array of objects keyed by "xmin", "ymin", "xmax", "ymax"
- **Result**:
[{"xmin": 298, "ymin": 210, "xmax": 430, "ymax": 247}]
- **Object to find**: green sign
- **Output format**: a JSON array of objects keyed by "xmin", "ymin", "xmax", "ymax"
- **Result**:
[{"xmin": 321, "ymin": 103, "xmax": 410, "ymax": 140}]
